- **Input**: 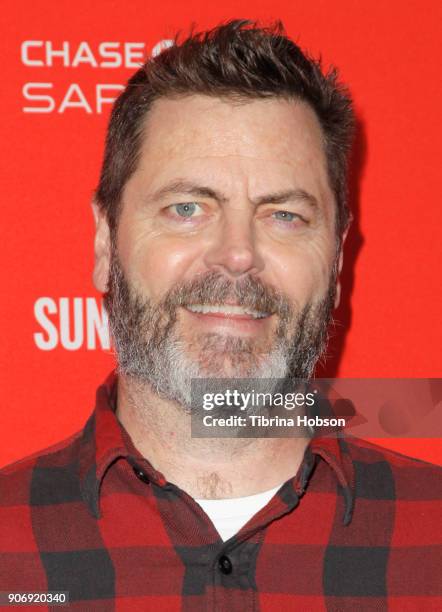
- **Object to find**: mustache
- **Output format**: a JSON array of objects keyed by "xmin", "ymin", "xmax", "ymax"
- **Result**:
[{"xmin": 161, "ymin": 270, "xmax": 293, "ymax": 319}]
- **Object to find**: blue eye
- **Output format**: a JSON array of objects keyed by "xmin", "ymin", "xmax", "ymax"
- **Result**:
[
  {"xmin": 272, "ymin": 210, "xmax": 298, "ymax": 222},
  {"xmin": 173, "ymin": 202, "xmax": 197, "ymax": 217}
]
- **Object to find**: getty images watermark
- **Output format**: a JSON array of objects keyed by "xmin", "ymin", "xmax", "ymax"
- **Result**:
[{"xmin": 190, "ymin": 378, "xmax": 442, "ymax": 439}]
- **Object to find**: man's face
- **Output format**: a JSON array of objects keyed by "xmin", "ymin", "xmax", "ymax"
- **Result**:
[{"xmin": 94, "ymin": 95, "xmax": 342, "ymax": 407}]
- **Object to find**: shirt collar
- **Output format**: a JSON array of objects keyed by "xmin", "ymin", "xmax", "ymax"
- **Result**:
[
  {"xmin": 78, "ymin": 371, "xmax": 146, "ymax": 518},
  {"xmin": 79, "ymin": 372, "xmax": 355, "ymax": 524},
  {"xmin": 308, "ymin": 435, "xmax": 355, "ymax": 525}
]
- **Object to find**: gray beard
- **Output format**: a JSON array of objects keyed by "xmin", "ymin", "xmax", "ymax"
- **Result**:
[{"xmin": 104, "ymin": 248, "xmax": 337, "ymax": 411}]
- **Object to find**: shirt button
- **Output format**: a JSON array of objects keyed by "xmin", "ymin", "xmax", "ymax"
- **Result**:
[
  {"xmin": 133, "ymin": 467, "xmax": 150, "ymax": 484},
  {"xmin": 218, "ymin": 555, "xmax": 233, "ymax": 575}
]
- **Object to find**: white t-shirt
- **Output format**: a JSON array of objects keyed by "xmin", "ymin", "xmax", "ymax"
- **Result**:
[{"xmin": 195, "ymin": 484, "xmax": 282, "ymax": 541}]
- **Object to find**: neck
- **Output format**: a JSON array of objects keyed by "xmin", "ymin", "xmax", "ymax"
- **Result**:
[{"xmin": 116, "ymin": 374, "xmax": 310, "ymax": 499}]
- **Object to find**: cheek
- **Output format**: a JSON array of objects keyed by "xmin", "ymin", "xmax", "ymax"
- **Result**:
[
  {"xmin": 117, "ymin": 224, "xmax": 205, "ymax": 299},
  {"xmin": 263, "ymin": 237, "xmax": 335, "ymax": 305}
]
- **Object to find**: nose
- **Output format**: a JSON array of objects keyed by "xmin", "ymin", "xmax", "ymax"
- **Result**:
[{"xmin": 203, "ymin": 207, "xmax": 265, "ymax": 278}]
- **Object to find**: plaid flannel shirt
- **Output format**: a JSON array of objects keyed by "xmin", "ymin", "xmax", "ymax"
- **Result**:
[{"xmin": 1, "ymin": 372, "xmax": 441, "ymax": 611}]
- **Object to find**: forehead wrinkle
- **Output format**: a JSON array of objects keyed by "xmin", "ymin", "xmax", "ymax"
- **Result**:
[{"xmin": 138, "ymin": 95, "xmax": 329, "ymax": 176}]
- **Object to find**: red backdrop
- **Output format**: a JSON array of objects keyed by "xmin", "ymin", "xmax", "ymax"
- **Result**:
[{"xmin": 1, "ymin": 0, "xmax": 441, "ymax": 467}]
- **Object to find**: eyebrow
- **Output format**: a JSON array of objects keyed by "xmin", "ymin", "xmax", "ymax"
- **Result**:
[
  {"xmin": 150, "ymin": 180, "xmax": 228, "ymax": 204},
  {"xmin": 149, "ymin": 179, "xmax": 319, "ymax": 210}
]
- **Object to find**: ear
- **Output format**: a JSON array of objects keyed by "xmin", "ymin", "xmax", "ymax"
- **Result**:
[
  {"xmin": 91, "ymin": 200, "xmax": 111, "ymax": 293},
  {"xmin": 334, "ymin": 227, "xmax": 349, "ymax": 310}
]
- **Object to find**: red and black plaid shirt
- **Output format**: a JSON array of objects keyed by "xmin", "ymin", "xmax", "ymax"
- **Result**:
[{"xmin": 1, "ymin": 372, "xmax": 441, "ymax": 611}]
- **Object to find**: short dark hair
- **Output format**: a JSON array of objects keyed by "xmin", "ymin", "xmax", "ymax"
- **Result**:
[{"xmin": 96, "ymin": 19, "xmax": 355, "ymax": 240}]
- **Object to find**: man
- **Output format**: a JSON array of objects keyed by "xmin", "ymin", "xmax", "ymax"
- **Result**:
[{"xmin": 1, "ymin": 20, "xmax": 440, "ymax": 611}]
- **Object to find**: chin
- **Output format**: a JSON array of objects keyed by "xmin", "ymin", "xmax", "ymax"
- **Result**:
[{"xmin": 194, "ymin": 357, "xmax": 255, "ymax": 379}]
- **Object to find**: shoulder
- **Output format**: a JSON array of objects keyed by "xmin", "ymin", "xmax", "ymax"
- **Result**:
[
  {"xmin": 343, "ymin": 436, "xmax": 442, "ymax": 501},
  {"xmin": 0, "ymin": 430, "xmax": 83, "ymax": 506}
]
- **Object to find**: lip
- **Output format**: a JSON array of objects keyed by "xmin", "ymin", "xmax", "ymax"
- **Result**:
[
  {"xmin": 182, "ymin": 306, "xmax": 272, "ymax": 335},
  {"xmin": 185, "ymin": 302, "xmax": 270, "ymax": 318},
  {"xmin": 189, "ymin": 310, "xmax": 261, "ymax": 320}
]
